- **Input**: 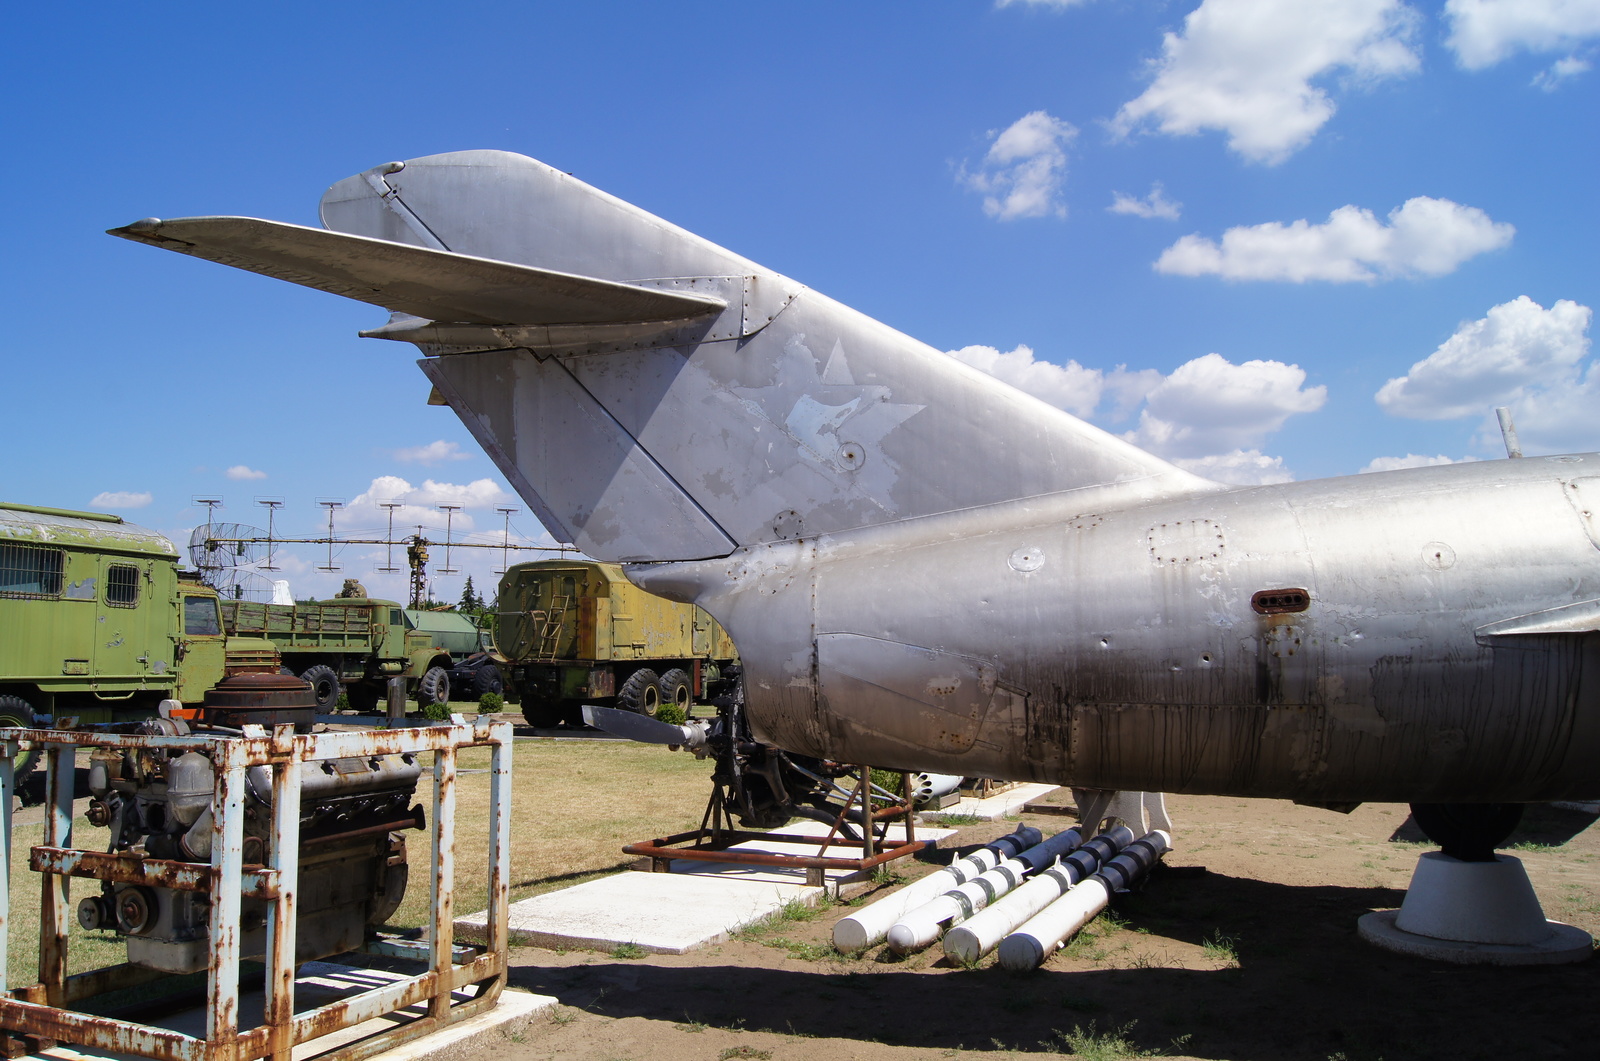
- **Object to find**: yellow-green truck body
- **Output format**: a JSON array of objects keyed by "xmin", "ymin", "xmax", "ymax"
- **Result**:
[
  {"xmin": 496, "ymin": 559, "xmax": 737, "ymax": 726},
  {"xmin": 0, "ymin": 503, "xmax": 277, "ymax": 727}
]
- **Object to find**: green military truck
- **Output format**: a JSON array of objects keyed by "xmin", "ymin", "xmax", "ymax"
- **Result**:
[
  {"xmin": 220, "ymin": 598, "xmax": 459, "ymax": 712},
  {"xmin": 0, "ymin": 503, "xmax": 280, "ymax": 735},
  {"xmin": 495, "ymin": 559, "xmax": 738, "ymax": 727}
]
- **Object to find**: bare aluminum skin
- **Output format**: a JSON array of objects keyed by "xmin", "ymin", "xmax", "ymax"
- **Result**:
[{"xmin": 109, "ymin": 150, "xmax": 1600, "ymax": 804}]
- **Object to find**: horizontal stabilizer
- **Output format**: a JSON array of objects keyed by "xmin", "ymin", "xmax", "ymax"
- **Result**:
[
  {"xmin": 106, "ymin": 217, "xmax": 725, "ymax": 327},
  {"xmin": 1477, "ymin": 598, "xmax": 1600, "ymax": 643}
]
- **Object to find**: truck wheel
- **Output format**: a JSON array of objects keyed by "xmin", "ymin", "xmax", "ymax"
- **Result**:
[
  {"xmin": 523, "ymin": 698, "xmax": 564, "ymax": 728},
  {"xmin": 0, "ymin": 695, "xmax": 42, "ymax": 791},
  {"xmin": 658, "ymin": 668, "xmax": 692, "ymax": 716},
  {"xmin": 418, "ymin": 666, "xmax": 450, "ymax": 707},
  {"xmin": 616, "ymin": 668, "xmax": 661, "ymax": 717},
  {"xmin": 299, "ymin": 665, "xmax": 341, "ymax": 711},
  {"xmin": 473, "ymin": 663, "xmax": 504, "ymax": 698}
]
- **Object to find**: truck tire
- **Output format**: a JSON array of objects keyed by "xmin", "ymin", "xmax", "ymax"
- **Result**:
[
  {"xmin": 417, "ymin": 666, "xmax": 450, "ymax": 707},
  {"xmin": 299, "ymin": 665, "xmax": 341, "ymax": 711},
  {"xmin": 616, "ymin": 668, "xmax": 661, "ymax": 716},
  {"xmin": 0, "ymin": 695, "xmax": 42, "ymax": 792},
  {"xmin": 657, "ymin": 668, "xmax": 692, "ymax": 715},
  {"xmin": 523, "ymin": 697, "xmax": 565, "ymax": 728},
  {"xmin": 473, "ymin": 663, "xmax": 504, "ymax": 698}
]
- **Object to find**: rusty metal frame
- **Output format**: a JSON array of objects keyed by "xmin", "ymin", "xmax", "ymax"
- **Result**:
[
  {"xmin": 623, "ymin": 766, "xmax": 925, "ymax": 888},
  {"xmin": 0, "ymin": 715, "xmax": 513, "ymax": 1061}
]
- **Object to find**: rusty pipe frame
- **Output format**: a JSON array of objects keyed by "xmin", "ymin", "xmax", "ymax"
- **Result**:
[{"xmin": 0, "ymin": 715, "xmax": 513, "ymax": 1061}]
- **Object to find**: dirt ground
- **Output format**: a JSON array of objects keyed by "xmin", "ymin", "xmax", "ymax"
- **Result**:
[{"xmin": 457, "ymin": 793, "xmax": 1600, "ymax": 1061}]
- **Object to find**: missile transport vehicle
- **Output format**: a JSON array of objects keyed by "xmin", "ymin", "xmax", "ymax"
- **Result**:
[
  {"xmin": 0, "ymin": 502, "xmax": 279, "ymax": 736},
  {"xmin": 495, "ymin": 559, "xmax": 737, "ymax": 727}
]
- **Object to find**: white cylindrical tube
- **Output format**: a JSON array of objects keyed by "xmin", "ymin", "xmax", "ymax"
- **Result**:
[
  {"xmin": 886, "ymin": 856, "xmax": 1029, "ymax": 953},
  {"xmin": 997, "ymin": 830, "xmax": 1170, "ymax": 971},
  {"xmin": 944, "ymin": 827, "xmax": 1128, "ymax": 964},
  {"xmin": 832, "ymin": 825, "xmax": 1042, "ymax": 953},
  {"xmin": 998, "ymin": 878, "xmax": 1111, "ymax": 971}
]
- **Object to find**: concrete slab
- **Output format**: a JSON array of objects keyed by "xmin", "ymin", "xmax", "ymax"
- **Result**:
[
  {"xmin": 455, "ymin": 818, "xmax": 960, "ymax": 954},
  {"xmin": 924, "ymin": 783, "xmax": 1060, "ymax": 821},
  {"xmin": 457, "ymin": 869, "xmax": 818, "ymax": 954},
  {"xmin": 29, "ymin": 963, "xmax": 553, "ymax": 1061}
]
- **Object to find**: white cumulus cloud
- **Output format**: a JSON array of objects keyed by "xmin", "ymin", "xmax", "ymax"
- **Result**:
[
  {"xmin": 1124, "ymin": 353, "xmax": 1327, "ymax": 458},
  {"xmin": 1444, "ymin": 0, "xmax": 1600, "ymax": 69},
  {"xmin": 948, "ymin": 346, "xmax": 1324, "ymax": 480},
  {"xmin": 90, "ymin": 491, "xmax": 152, "ymax": 510},
  {"xmin": 1111, "ymin": 0, "xmax": 1421, "ymax": 164},
  {"xmin": 1154, "ymin": 197, "xmax": 1514, "ymax": 282},
  {"xmin": 393, "ymin": 440, "xmax": 472, "ymax": 465},
  {"xmin": 946, "ymin": 344, "xmax": 1162, "ymax": 420},
  {"xmin": 1376, "ymin": 296, "xmax": 1598, "ymax": 453},
  {"xmin": 1173, "ymin": 450, "xmax": 1295, "ymax": 485},
  {"xmin": 1360, "ymin": 453, "xmax": 1480, "ymax": 473},
  {"xmin": 1109, "ymin": 183, "xmax": 1182, "ymax": 220},
  {"xmin": 226, "ymin": 465, "xmax": 267, "ymax": 481},
  {"xmin": 960, "ymin": 111, "xmax": 1078, "ymax": 220},
  {"xmin": 1533, "ymin": 54, "xmax": 1593, "ymax": 89},
  {"xmin": 1376, "ymin": 296, "xmax": 1592, "ymax": 418},
  {"xmin": 347, "ymin": 475, "xmax": 515, "ymax": 532}
]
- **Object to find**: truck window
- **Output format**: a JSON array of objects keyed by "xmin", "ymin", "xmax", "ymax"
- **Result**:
[
  {"xmin": 106, "ymin": 564, "xmax": 140, "ymax": 607},
  {"xmin": 183, "ymin": 595, "xmax": 222, "ymax": 636},
  {"xmin": 0, "ymin": 543, "xmax": 64, "ymax": 598},
  {"xmin": 391, "ymin": 609, "xmax": 401, "ymax": 626}
]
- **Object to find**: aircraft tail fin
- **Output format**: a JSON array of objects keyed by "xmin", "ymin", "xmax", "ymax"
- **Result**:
[{"xmin": 114, "ymin": 151, "xmax": 1216, "ymax": 563}]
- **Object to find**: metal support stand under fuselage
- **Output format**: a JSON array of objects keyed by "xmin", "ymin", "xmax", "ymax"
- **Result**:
[{"xmin": 1359, "ymin": 851, "xmax": 1592, "ymax": 964}]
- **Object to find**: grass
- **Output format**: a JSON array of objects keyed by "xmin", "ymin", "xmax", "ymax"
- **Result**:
[
  {"xmin": 735, "ymin": 895, "xmax": 846, "ymax": 961},
  {"xmin": 929, "ymin": 812, "xmax": 983, "ymax": 826},
  {"xmin": 1047, "ymin": 1021, "xmax": 1170, "ymax": 1059},
  {"xmin": 384, "ymin": 740, "xmax": 712, "ymax": 934},
  {"xmin": 610, "ymin": 942, "xmax": 647, "ymax": 959},
  {"xmin": 1201, "ymin": 929, "xmax": 1240, "ymax": 966},
  {"xmin": 717, "ymin": 1048, "xmax": 772, "ymax": 1061},
  {"xmin": 4, "ymin": 737, "xmax": 716, "ymax": 987}
]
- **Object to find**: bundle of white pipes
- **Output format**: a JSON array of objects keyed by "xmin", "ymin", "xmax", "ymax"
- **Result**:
[
  {"xmin": 996, "ymin": 830, "xmax": 1171, "ymax": 971},
  {"xmin": 943, "ymin": 824, "xmax": 1134, "ymax": 964},
  {"xmin": 832, "ymin": 825, "xmax": 1042, "ymax": 954},
  {"xmin": 884, "ymin": 825, "xmax": 1091, "ymax": 954}
]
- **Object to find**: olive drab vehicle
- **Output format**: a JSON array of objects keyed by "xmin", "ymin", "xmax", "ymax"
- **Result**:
[
  {"xmin": 219, "ymin": 598, "xmax": 460, "ymax": 712},
  {"xmin": 495, "ymin": 559, "xmax": 737, "ymax": 727},
  {"xmin": 0, "ymin": 503, "xmax": 280, "ymax": 752}
]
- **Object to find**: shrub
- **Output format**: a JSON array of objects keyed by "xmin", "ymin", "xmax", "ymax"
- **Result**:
[
  {"xmin": 479, "ymin": 691, "xmax": 505, "ymax": 711},
  {"xmin": 655, "ymin": 702, "xmax": 687, "ymax": 725}
]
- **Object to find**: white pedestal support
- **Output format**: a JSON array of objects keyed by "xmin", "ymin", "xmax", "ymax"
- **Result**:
[{"xmin": 1358, "ymin": 852, "xmax": 1593, "ymax": 965}]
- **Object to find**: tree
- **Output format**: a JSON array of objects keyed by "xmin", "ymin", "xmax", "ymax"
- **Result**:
[{"xmin": 458, "ymin": 576, "xmax": 484, "ymax": 613}]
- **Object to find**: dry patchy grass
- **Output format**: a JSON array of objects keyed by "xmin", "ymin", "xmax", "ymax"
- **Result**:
[{"xmin": 4, "ymin": 735, "xmax": 715, "ymax": 984}]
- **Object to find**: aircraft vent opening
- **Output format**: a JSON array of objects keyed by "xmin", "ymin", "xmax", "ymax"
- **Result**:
[{"xmin": 1252, "ymin": 588, "xmax": 1310, "ymax": 615}]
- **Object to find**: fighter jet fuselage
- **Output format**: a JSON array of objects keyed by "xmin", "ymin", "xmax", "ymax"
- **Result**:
[{"xmin": 631, "ymin": 455, "xmax": 1600, "ymax": 804}]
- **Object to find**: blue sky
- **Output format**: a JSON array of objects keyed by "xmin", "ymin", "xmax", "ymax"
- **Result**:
[{"xmin": 7, "ymin": 0, "xmax": 1598, "ymax": 602}]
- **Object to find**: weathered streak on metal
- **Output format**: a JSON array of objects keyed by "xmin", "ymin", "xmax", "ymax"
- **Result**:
[
  {"xmin": 206, "ymin": 737, "xmax": 246, "ymax": 1057},
  {"xmin": 0, "ymin": 744, "xmax": 14, "ymax": 994},
  {"xmin": 0, "ymin": 718, "xmax": 514, "ymax": 1061},
  {"xmin": 429, "ymin": 732, "xmax": 457, "ymax": 1022},
  {"xmin": 265, "ymin": 723, "xmax": 302, "ymax": 1061},
  {"xmin": 488, "ymin": 729, "xmax": 511, "ymax": 960},
  {"xmin": 27, "ymin": 848, "xmax": 278, "ymax": 899},
  {"xmin": 40, "ymin": 745, "xmax": 73, "ymax": 1001}
]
